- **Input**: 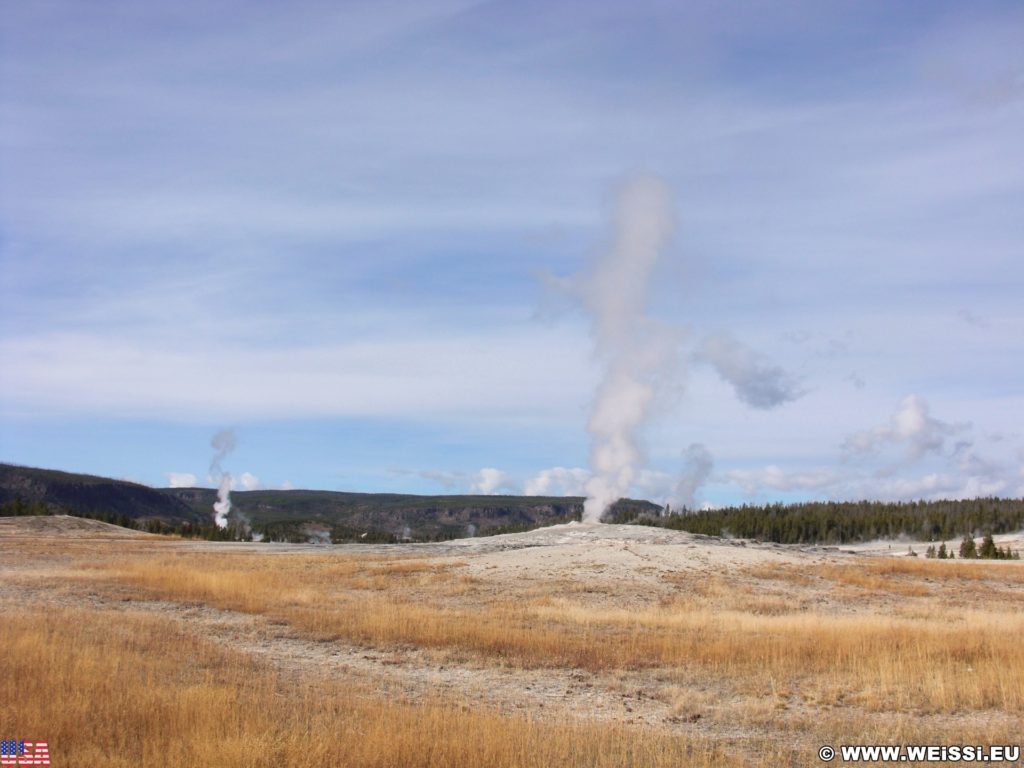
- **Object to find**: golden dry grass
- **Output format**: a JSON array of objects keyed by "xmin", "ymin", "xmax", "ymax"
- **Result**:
[
  {"xmin": 0, "ymin": 607, "xmax": 741, "ymax": 768},
  {"xmin": 17, "ymin": 548, "xmax": 1014, "ymax": 714},
  {"xmin": 749, "ymin": 556, "xmax": 1024, "ymax": 586},
  {"xmin": 2, "ymin": 529, "xmax": 1023, "ymax": 766}
]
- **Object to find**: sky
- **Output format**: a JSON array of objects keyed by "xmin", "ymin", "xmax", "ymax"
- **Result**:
[{"xmin": 1, "ymin": 0, "xmax": 1023, "ymax": 509}]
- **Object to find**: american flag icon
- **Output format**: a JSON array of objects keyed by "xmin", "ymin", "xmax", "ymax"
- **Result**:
[{"xmin": 0, "ymin": 741, "xmax": 50, "ymax": 766}]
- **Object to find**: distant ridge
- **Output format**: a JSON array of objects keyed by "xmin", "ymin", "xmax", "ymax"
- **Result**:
[
  {"xmin": 0, "ymin": 463, "xmax": 204, "ymax": 523},
  {"xmin": 0, "ymin": 462, "xmax": 660, "ymax": 541}
]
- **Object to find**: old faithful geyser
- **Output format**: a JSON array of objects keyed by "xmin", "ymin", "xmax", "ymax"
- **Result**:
[{"xmin": 581, "ymin": 176, "xmax": 676, "ymax": 523}]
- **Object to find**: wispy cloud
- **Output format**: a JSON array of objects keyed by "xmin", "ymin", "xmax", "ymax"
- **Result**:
[
  {"xmin": 696, "ymin": 333, "xmax": 803, "ymax": 410},
  {"xmin": 722, "ymin": 396, "xmax": 1019, "ymax": 503},
  {"xmin": 0, "ymin": 328, "xmax": 589, "ymax": 424},
  {"xmin": 842, "ymin": 395, "xmax": 967, "ymax": 463},
  {"xmin": 387, "ymin": 467, "xmax": 467, "ymax": 490},
  {"xmin": 165, "ymin": 472, "xmax": 197, "ymax": 488},
  {"xmin": 2, "ymin": 1, "xmax": 1022, "ymax": 504}
]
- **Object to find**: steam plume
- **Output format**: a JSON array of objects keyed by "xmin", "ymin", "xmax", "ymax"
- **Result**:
[
  {"xmin": 209, "ymin": 428, "xmax": 236, "ymax": 529},
  {"xmin": 670, "ymin": 443, "xmax": 713, "ymax": 511},
  {"xmin": 213, "ymin": 473, "xmax": 232, "ymax": 529},
  {"xmin": 209, "ymin": 428, "xmax": 236, "ymax": 475},
  {"xmin": 579, "ymin": 176, "xmax": 676, "ymax": 522}
]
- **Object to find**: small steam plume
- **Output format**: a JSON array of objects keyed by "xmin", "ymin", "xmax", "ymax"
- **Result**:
[
  {"xmin": 209, "ymin": 428, "xmax": 236, "ymax": 530},
  {"xmin": 670, "ymin": 443, "xmax": 713, "ymax": 512},
  {"xmin": 575, "ymin": 176, "xmax": 677, "ymax": 523}
]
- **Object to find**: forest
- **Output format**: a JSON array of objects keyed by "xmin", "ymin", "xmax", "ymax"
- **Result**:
[{"xmin": 620, "ymin": 497, "xmax": 1024, "ymax": 549}]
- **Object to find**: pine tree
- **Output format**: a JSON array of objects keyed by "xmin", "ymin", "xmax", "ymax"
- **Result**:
[
  {"xmin": 979, "ymin": 533, "xmax": 997, "ymax": 559},
  {"xmin": 959, "ymin": 535, "xmax": 977, "ymax": 559}
]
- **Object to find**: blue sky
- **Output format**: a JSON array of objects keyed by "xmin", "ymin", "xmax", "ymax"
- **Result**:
[{"xmin": 1, "ymin": 0, "xmax": 1022, "ymax": 507}]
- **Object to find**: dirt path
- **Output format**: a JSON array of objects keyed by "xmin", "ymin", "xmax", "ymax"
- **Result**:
[{"xmin": 0, "ymin": 578, "xmax": 767, "ymax": 742}]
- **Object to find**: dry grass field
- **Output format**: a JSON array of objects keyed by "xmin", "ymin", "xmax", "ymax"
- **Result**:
[{"xmin": 1, "ymin": 517, "xmax": 1022, "ymax": 767}]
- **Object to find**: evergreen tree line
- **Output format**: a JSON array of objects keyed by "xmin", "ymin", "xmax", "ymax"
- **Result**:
[
  {"xmin": 8, "ymin": 494, "xmax": 1023, "ymax": 550},
  {"xmin": 925, "ymin": 534, "xmax": 1020, "ymax": 560},
  {"xmin": 0, "ymin": 499, "xmax": 235, "ymax": 541},
  {"xmin": 634, "ymin": 497, "xmax": 1024, "ymax": 545},
  {"xmin": 0, "ymin": 498, "xmax": 559, "ymax": 544}
]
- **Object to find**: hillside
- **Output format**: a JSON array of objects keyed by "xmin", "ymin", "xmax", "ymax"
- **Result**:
[
  {"xmin": 5, "ymin": 463, "xmax": 1024, "ymax": 546},
  {"xmin": 0, "ymin": 463, "xmax": 205, "ymax": 524},
  {"xmin": 163, "ymin": 487, "xmax": 659, "ymax": 541},
  {"xmin": 0, "ymin": 514, "xmax": 155, "ymax": 538},
  {"xmin": 0, "ymin": 462, "xmax": 659, "ymax": 541}
]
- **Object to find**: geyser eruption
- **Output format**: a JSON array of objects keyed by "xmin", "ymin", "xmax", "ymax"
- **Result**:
[
  {"xmin": 580, "ymin": 176, "xmax": 676, "ymax": 523},
  {"xmin": 209, "ymin": 428, "xmax": 236, "ymax": 530},
  {"xmin": 213, "ymin": 473, "xmax": 232, "ymax": 529}
]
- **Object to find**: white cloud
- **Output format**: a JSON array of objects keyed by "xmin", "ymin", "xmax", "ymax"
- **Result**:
[
  {"xmin": 239, "ymin": 472, "xmax": 261, "ymax": 491},
  {"xmin": 279, "ymin": 480, "xmax": 295, "ymax": 491},
  {"xmin": 523, "ymin": 467, "xmax": 589, "ymax": 497},
  {"xmin": 0, "ymin": 328, "xmax": 590, "ymax": 424},
  {"xmin": 470, "ymin": 467, "xmax": 514, "ymax": 495},
  {"xmin": 842, "ymin": 394, "xmax": 967, "ymax": 462},
  {"xmin": 725, "ymin": 465, "xmax": 842, "ymax": 496},
  {"xmin": 721, "ymin": 451, "xmax": 1020, "ymax": 503},
  {"xmin": 165, "ymin": 472, "xmax": 197, "ymax": 488},
  {"xmin": 388, "ymin": 468, "xmax": 467, "ymax": 490}
]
